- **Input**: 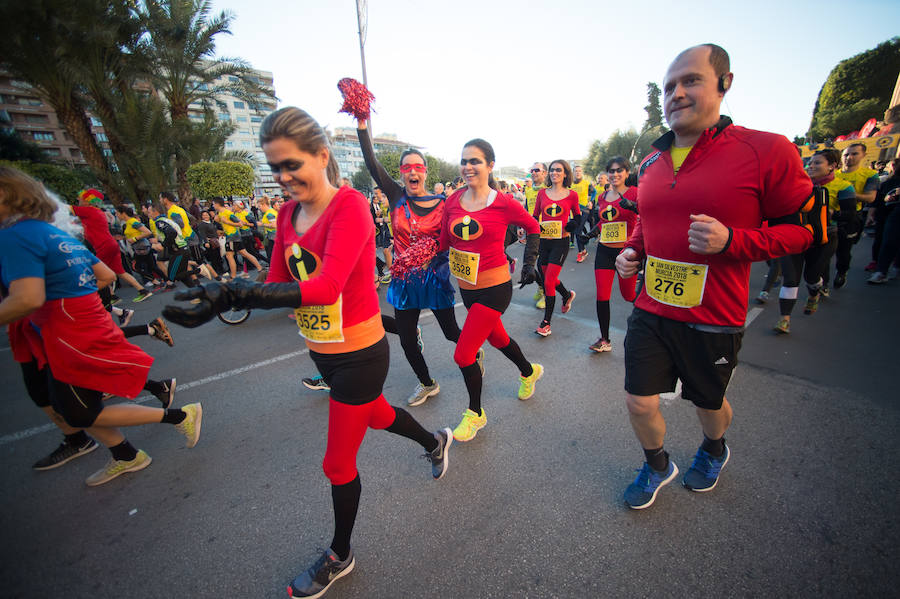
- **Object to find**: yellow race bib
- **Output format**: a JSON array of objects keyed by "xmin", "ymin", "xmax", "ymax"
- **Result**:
[
  {"xmin": 295, "ymin": 296, "xmax": 344, "ymax": 342},
  {"xmin": 539, "ymin": 220, "xmax": 563, "ymax": 239},
  {"xmin": 645, "ymin": 256, "xmax": 708, "ymax": 308},
  {"xmin": 600, "ymin": 222, "xmax": 627, "ymax": 244},
  {"xmin": 449, "ymin": 247, "xmax": 480, "ymax": 285}
]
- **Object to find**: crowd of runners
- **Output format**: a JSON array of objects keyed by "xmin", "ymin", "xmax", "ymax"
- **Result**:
[{"xmin": 2, "ymin": 43, "xmax": 898, "ymax": 598}]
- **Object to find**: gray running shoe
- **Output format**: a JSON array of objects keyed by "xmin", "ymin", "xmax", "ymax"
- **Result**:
[
  {"xmin": 425, "ymin": 428, "xmax": 453, "ymax": 479},
  {"xmin": 407, "ymin": 379, "xmax": 439, "ymax": 406}
]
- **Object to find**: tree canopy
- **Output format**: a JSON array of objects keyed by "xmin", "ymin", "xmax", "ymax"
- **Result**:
[
  {"xmin": 809, "ymin": 37, "xmax": 900, "ymax": 140},
  {"xmin": 186, "ymin": 160, "xmax": 253, "ymax": 199}
]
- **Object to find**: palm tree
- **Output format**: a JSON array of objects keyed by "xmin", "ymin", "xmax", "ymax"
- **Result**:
[
  {"xmin": 0, "ymin": 0, "xmax": 126, "ymax": 203},
  {"xmin": 142, "ymin": 0, "xmax": 274, "ymax": 200}
]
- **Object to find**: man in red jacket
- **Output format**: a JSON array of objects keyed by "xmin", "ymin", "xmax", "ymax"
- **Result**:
[{"xmin": 615, "ymin": 44, "xmax": 813, "ymax": 509}]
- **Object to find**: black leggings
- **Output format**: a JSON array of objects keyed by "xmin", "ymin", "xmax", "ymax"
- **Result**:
[
  {"xmin": 778, "ymin": 237, "xmax": 836, "ymax": 316},
  {"xmin": 386, "ymin": 307, "xmax": 461, "ymax": 386},
  {"xmin": 134, "ymin": 252, "xmax": 166, "ymax": 284}
]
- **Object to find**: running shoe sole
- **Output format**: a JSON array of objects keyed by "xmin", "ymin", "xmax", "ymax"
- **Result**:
[
  {"xmin": 562, "ymin": 291, "xmax": 576, "ymax": 313},
  {"xmin": 302, "ymin": 378, "xmax": 330, "ymax": 391}
]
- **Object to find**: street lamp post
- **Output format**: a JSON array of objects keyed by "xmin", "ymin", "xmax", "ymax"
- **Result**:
[{"xmin": 356, "ymin": 0, "xmax": 372, "ymax": 131}]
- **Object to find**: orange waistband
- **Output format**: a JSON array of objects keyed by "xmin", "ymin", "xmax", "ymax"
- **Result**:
[
  {"xmin": 304, "ymin": 313, "xmax": 384, "ymax": 354},
  {"xmin": 458, "ymin": 265, "xmax": 511, "ymax": 291}
]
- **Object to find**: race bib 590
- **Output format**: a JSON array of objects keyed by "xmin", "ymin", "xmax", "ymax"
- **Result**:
[{"xmin": 539, "ymin": 220, "xmax": 563, "ymax": 239}]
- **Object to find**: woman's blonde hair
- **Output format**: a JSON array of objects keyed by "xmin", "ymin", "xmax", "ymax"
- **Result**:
[
  {"xmin": 259, "ymin": 107, "xmax": 340, "ymax": 186},
  {"xmin": 0, "ymin": 166, "xmax": 57, "ymax": 222}
]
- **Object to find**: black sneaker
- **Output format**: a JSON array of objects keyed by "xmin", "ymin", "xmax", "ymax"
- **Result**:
[
  {"xmin": 153, "ymin": 378, "xmax": 176, "ymax": 409},
  {"xmin": 118, "ymin": 308, "xmax": 135, "ymax": 326},
  {"xmin": 425, "ymin": 428, "xmax": 453, "ymax": 480},
  {"xmin": 301, "ymin": 375, "xmax": 330, "ymax": 391},
  {"xmin": 33, "ymin": 438, "xmax": 99, "ymax": 471},
  {"xmin": 288, "ymin": 548, "xmax": 355, "ymax": 598},
  {"xmin": 834, "ymin": 271, "xmax": 847, "ymax": 289}
]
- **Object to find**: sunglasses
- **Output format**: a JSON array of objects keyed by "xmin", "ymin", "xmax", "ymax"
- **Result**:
[
  {"xmin": 608, "ymin": 167, "xmax": 625, "ymax": 174},
  {"xmin": 460, "ymin": 158, "xmax": 484, "ymax": 166},
  {"xmin": 549, "ymin": 167, "xmax": 563, "ymax": 173},
  {"xmin": 400, "ymin": 163, "xmax": 427, "ymax": 173},
  {"xmin": 530, "ymin": 168, "xmax": 542, "ymax": 173}
]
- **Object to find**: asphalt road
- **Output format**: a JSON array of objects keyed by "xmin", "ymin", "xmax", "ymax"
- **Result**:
[{"xmin": 1, "ymin": 237, "xmax": 897, "ymax": 598}]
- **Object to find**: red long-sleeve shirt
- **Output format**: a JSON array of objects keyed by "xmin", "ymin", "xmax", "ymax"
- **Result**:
[
  {"xmin": 628, "ymin": 119, "xmax": 812, "ymax": 327},
  {"xmin": 532, "ymin": 189, "xmax": 580, "ymax": 240},
  {"xmin": 266, "ymin": 186, "xmax": 382, "ymax": 353},
  {"xmin": 440, "ymin": 189, "xmax": 539, "ymax": 289}
]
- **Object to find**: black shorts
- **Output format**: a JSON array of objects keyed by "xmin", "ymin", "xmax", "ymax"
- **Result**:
[
  {"xmin": 623, "ymin": 307, "xmax": 742, "ymax": 410},
  {"xmin": 46, "ymin": 368, "xmax": 105, "ymax": 428},
  {"xmin": 460, "ymin": 280, "xmax": 513, "ymax": 314},
  {"xmin": 20, "ymin": 360, "xmax": 50, "ymax": 408},
  {"xmin": 310, "ymin": 335, "xmax": 389, "ymax": 406},
  {"xmin": 226, "ymin": 238, "xmax": 243, "ymax": 252},
  {"xmin": 594, "ymin": 243, "xmax": 620, "ymax": 270},
  {"xmin": 538, "ymin": 238, "xmax": 569, "ymax": 266}
]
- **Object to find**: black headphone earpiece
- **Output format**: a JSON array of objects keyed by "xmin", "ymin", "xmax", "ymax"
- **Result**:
[{"xmin": 719, "ymin": 74, "xmax": 731, "ymax": 93}]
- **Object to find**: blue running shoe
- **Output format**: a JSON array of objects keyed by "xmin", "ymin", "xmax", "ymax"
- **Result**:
[
  {"xmin": 683, "ymin": 444, "xmax": 730, "ymax": 492},
  {"xmin": 624, "ymin": 459, "xmax": 678, "ymax": 510}
]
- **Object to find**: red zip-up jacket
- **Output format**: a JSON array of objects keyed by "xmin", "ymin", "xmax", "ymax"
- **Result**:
[{"xmin": 627, "ymin": 117, "xmax": 812, "ymax": 327}]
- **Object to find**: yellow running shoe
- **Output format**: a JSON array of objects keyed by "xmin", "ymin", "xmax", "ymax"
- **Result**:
[
  {"xmin": 176, "ymin": 403, "xmax": 203, "ymax": 448},
  {"xmin": 533, "ymin": 287, "xmax": 544, "ymax": 302},
  {"xmin": 535, "ymin": 295, "xmax": 546, "ymax": 310},
  {"xmin": 452, "ymin": 408, "xmax": 486, "ymax": 442},
  {"xmin": 518, "ymin": 363, "xmax": 544, "ymax": 400},
  {"xmin": 85, "ymin": 449, "xmax": 152, "ymax": 487}
]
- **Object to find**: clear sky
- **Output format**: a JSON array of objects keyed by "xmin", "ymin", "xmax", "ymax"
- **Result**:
[{"xmin": 210, "ymin": 0, "xmax": 898, "ymax": 168}]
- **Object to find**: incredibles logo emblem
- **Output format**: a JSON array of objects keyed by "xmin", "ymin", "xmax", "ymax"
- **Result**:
[
  {"xmin": 285, "ymin": 243, "xmax": 321, "ymax": 282},
  {"xmin": 450, "ymin": 215, "xmax": 483, "ymax": 241},
  {"xmin": 601, "ymin": 205, "xmax": 619, "ymax": 221},
  {"xmin": 544, "ymin": 203, "xmax": 562, "ymax": 218}
]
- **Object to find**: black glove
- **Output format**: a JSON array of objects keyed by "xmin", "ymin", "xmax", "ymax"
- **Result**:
[
  {"xmin": 519, "ymin": 263, "xmax": 537, "ymax": 287},
  {"xmin": 564, "ymin": 219, "xmax": 578, "ymax": 233},
  {"xmin": 518, "ymin": 232, "xmax": 540, "ymax": 288},
  {"xmin": 583, "ymin": 224, "xmax": 601, "ymax": 240},
  {"xmin": 162, "ymin": 279, "xmax": 302, "ymax": 328}
]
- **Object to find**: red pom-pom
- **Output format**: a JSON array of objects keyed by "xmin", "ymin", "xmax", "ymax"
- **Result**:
[
  {"xmin": 390, "ymin": 235, "xmax": 438, "ymax": 280},
  {"xmin": 337, "ymin": 78, "xmax": 375, "ymax": 121}
]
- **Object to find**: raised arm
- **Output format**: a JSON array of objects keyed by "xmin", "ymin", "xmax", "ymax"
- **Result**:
[{"xmin": 357, "ymin": 124, "xmax": 404, "ymax": 209}]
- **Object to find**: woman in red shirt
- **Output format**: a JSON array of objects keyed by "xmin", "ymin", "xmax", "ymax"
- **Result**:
[
  {"xmin": 163, "ymin": 107, "xmax": 451, "ymax": 599},
  {"xmin": 440, "ymin": 138, "xmax": 544, "ymax": 442},
  {"xmin": 585, "ymin": 157, "xmax": 639, "ymax": 352},
  {"xmin": 531, "ymin": 159, "xmax": 580, "ymax": 337}
]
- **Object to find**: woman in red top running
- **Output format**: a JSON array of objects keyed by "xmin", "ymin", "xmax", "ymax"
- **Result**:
[
  {"xmin": 584, "ymin": 156, "xmax": 639, "ymax": 352},
  {"xmin": 163, "ymin": 107, "xmax": 452, "ymax": 599},
  {"xmin": 439, "ymin": 138, "xmax": 543, "ymax": 442},
  {"xmin": 531, "ymin": 159, "xmax": 580, "ymax": 337}
]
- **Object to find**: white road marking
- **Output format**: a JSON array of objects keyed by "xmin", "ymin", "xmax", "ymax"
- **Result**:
[
  {"xmin": 0, "ymin": 348, "xmax": 309, "ymax": 446},
  {"xmin": 745, "ymin": 307, "xmax": 763, "ymax": 327}
]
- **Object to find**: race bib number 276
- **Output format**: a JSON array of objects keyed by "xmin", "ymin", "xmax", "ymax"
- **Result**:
[{"xmin": 645, "ymin": 256, "xmax": 708, "ymax": 308}]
